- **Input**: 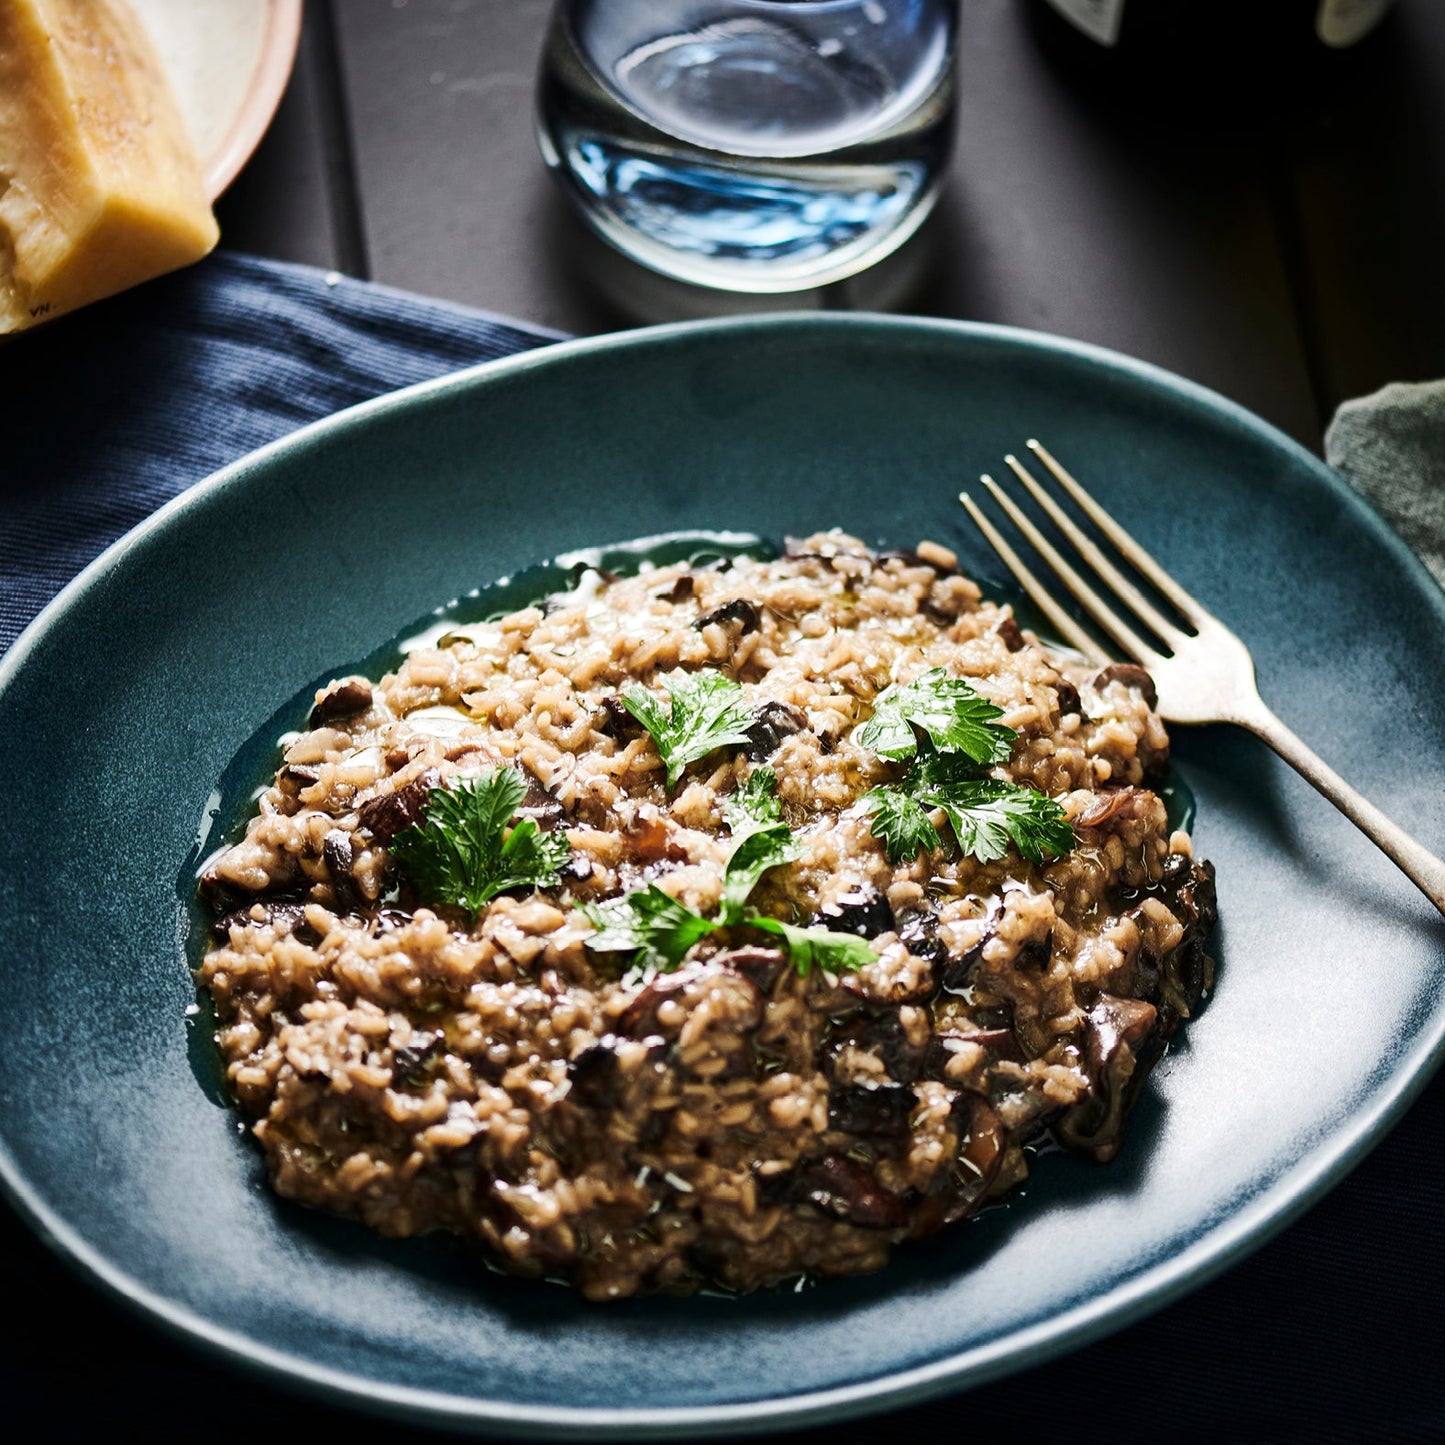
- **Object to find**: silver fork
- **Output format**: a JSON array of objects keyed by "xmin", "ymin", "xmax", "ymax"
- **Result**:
[{"xmin": 959, "ymin": 438, "xmax": 1445, "ymax": 918}]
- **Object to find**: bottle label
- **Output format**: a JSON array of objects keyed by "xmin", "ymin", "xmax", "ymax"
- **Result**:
[
  {"xmin": 1041, "ymin": 0, "xmax": 1126, "ymax": 48},
  {"xmin": 1316, "ymin": 0, "xmax": 1394, "ymax": 47}
]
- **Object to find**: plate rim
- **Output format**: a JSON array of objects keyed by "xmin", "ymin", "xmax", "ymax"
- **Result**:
[
  {"xmin": 3, "ymin": 311, "xmax": 1444, "ymax": 1436},
  {"xmin": 199, "ymin": 0, "xmax": 304, "ymax": 199}
]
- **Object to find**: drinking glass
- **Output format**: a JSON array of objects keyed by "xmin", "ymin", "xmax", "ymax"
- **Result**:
[{"xmin": 536, "ymin": 0, "xmax": 958, "ymax": 294}]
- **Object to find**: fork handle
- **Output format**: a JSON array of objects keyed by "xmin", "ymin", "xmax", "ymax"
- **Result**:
[{"xmin": 1242, "ymin": 703, "xmax": 1445, "ymax": 917}]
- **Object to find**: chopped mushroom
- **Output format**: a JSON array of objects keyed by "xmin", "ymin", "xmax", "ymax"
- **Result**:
[
  {"xmin": 909, "ymin": 1092, "xmax": 1007, "ymax": 1238},
  {"xmin": 742, "ymin": 700, "xmax": 807, "ymax": 760},
  {"xmin": 693, "ymin": 598, "xmax": 761, "ymax": 634},
  {"xmin": 813, "ymin": 884, "xmax": 893, "ymax": 937},
  {"xmin": 308, "ymin": 677, "xmax": 373, "ymax": 727},
  {"xmin": 357, "ymin": 768, "xmax": 440, "ymax": 844},
  {"xmin": 770, "ymin": 1153, "xmax": 910, "ymax": 1230},
  {"xmin": 828, "ymin": 1081, "xmax": 916, "ymax": 1138},
  {"xmin": 1088, "ymin": 662, "xmax": 1159, "ymax": 710},
  {"xmin": 1055, "ymin": 994, "xmax": 1162, "ymax": 1164}
]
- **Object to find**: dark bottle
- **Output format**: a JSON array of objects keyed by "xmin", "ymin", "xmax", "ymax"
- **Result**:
[
  {"xmin": 1026, "ymin": 0, "xmax": 1400, "ymax": 121},
  {"xmin": 1032, "ymin": 0, "xmax": 1397, "ymax": 54}
]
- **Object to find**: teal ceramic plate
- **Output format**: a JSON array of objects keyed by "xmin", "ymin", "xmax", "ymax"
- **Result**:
[{"xmin": 2, "ymin": 316, "xmax": 1443, "ymax": 1436}]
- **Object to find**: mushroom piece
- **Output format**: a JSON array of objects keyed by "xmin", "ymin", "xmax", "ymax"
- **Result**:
[
  {"xmin": 1075, "ymin": 785, "xmax": 1148, "ymax": 829},
  {"xmin": 828, "ymin": 1081, "xmax": 916, "ymax": 1138},
  {"xmin": 357, "ymin": 767, "xmax": 440, "ymax": 844},
  {"xmin": 308, "ymin": 677, "xmax": 373, "ymax": 727},
  {"xmin": 717, "ymin": 945, "xmax": 789, "ymax": 996},
  {"xmin": 1156, "ymin": 858, "xmax": 1218, "ymax": 1026},
  {"xmin": 657, "ymin": 574, "xmax": 695, "ymax": 602},
  {"xmin": 1055, "ymin": 993, "xmax": 1162, "ymax": 1164},
  {"xmin": 813, "ymin": 884, "xmax": 893, "ymax": 938},
  {"xmin": 1014, "ymin": 932, "xmax": 1053, "ymax": 972},
  {"xmin": 907, "ymin": 1091, "xmax": 1008, "ymax": 1239},
  {"xmin": 896, "ymin": 910, "xmax": 948, "ymax": 968},
  {"xmin": 773, "ymin": 1153, "xmax": 910, "ymax": 1230},
  {"xmin": 938, "ymin": 899, "xmax": 1005, "ymax": 991},
  {"xmin": 623, "ymin": 814, "xmax": 689, "ymax": 864},
  {"xmin": 391, "ymin": 1031, "xmax": 444, "ymax": 1086},
  {"xmin": 210, "ymin": 900, "xmax": 320, "ymax": 946},
  {"xmin": 742, "ymin": 700, "xmax": 808, "ymax": 760},
  {"xmin": 925, "ymin": 1027, "xmax": 1026, "ymax": 1078},
  {"xmin": 566, "ymin": 1035, "xmax": 626, "ymax": 1110},
  {"xmin": 596, "ymin": 695, "xmax": 645, "ymax": 740},
  {"xmin": 517, "ymin": 769, "xmax": 566, "ymax": 831},
  {"xmin": 823, "ymin": 1003, "xmax": 930, "ymax": 1085},
  {"xmin": 994, "ymin": 615, "xmax": 1026, "ymax": 652},
  {"xmin": 321, "ymin": 828, "xmax": 359, "ymax": 909},
  {"xmin": 198, "ymin": 859, "xmax": 305, "ymax": 914},
  {"xmin": 693, "ymin": 598, "xmax": 762, "ymax": 635},
  {"xmin": 1088, "ymin": 662, "xmax": 1159, "ymax": 710},
  {"xmin": 617, "ymin": 963, "xmax": 764, "ymax": 1041},
  {"xmin": 565, "ymin": 561, "xmax": 620, "ymax": 589},
  {"xmin": 940, "ymin": 935, "xmax": 988, "ymax": 993}
]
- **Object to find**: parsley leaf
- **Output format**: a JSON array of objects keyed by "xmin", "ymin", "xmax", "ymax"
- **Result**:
[
  {"xmin": 579, "ymin": 811, "xmax": 871, "ymax": 976},
  {"xmin": 745, "ymin": 915, "xmax": 878, "ymax": 976},
  {"xmin": 720, "ymin": 821, "xmax": 799, "ymax": 923},
  {"xmin": 853, "ymin": 667, "xmax": 1016, "ymax": 764},
  {"xmin": 623, "ymin": 669, "xmax": 756, "ymax": 789},
  {"xmin": 930, "ymin": 778, "xmax": 1075, "ymax": 865},
  {"xmin": 860, "ymin": 785, "xmax": 941, "ymax": 865},
  {"xmin": 723, "ymin": 765, "xmax": 782, "ymax": 835},
  {"xmin": 391, "ymin": 768, "xmax": 571, "ymax": 914},
  {"xmin": 863, "ymin": 748, "xmax": 1073, "ymax": 865},
  {"xmin": 578, "ymin": 884, "xmax": 718, "ymax": 971}
]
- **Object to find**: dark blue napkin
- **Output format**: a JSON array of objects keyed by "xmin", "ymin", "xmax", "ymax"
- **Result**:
[{"xmin": 0, "ymin": 251, "xmax": 562, "ymax": 654}]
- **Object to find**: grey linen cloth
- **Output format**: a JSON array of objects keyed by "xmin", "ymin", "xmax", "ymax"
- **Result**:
[{"xmin": 1325, "ymin": 379, "xmax": 1445, "ymax": 585}]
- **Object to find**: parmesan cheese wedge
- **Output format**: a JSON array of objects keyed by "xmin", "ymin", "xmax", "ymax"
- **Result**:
[{"xmin": 0, "ymin": 0, "xmax": 219, "ymax": 333}]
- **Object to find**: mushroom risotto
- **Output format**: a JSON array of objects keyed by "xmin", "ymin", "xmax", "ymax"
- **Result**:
[{"xmin": 198, "ymin": 531, "xmax": 1216, "ymax": 1300}]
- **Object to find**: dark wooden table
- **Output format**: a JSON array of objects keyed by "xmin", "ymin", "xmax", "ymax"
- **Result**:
[{"xmin": 8, "ymin": 1, "xmax": 1445, "ymax": 1439}]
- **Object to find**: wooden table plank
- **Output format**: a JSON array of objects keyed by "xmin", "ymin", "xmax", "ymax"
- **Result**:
[
  {"xmin": 213, "ymin": 5, "xmax": 349, "ymax": 272},
  {"xmin": 926, "ymin": 0, "xmax": 1322, "ymax": 442},
  {"xmin": 328, "ymin": 0, "xmax": 1322, "ymax": 441},
  {"xmin": 1282, "ymin": 0, "xmax": 1445, "ymax": 409},
  {"xmin": 328, "ymin": 0, "xmax": 614, "ymax": 330}
]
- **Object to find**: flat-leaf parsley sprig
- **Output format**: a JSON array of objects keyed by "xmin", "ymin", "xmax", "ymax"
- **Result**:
[
  {"xmin": 390, "ymin": 768, "xmax": 571, "ymax": 915},
  {"xmin": 743, "ymin": 914, "xmax": 877, "ymax": 975},
  {"xmin": 853, "ymin": 668, "xmax": 1073, "ymax": 867},
  {"xmin": 578, "ymin": 883, "xmax": 719, "ymax": 972},
  {"xmin": 722, "ymin": 764, "xmax": 782, "ymax": 835},
  {"xmin": 622, "ymin": 668, "xmax": 755, "ymax": 789},
  {"xmin": 863, "ymin": 747, "xmax": 1075, "ymax": 865},
  {"xmin": 580, "ymin": 803, "xmax": 873, "ymax": 976},
  {"xmin": 719, "ymin": 822, "xmax": 800, "ymax": 923},
  {"xmin": 852, "ymin": 667, "xmax": 1016, "ymax": 764}
]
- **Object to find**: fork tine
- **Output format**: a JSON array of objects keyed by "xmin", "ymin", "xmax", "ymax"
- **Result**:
[
  {"xmin": 1003, "ymin": 453, "xmax": 1191, "ymax": 651},
  {"xmin": 1025, "ymin": 439, "xmax": 1207, "ymax": 624},
  {"xmin": 977, "ymin": 475, "xmax": 1163, "ymax": 666},
  {"xmin": 959, "ymin": 491, "xmax": 1109, "ymax": 664}
]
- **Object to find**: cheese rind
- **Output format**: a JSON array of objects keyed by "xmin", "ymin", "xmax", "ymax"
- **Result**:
[{"xmin": 0, "ymin": 0, "xmax": 219, "ymax": 332}]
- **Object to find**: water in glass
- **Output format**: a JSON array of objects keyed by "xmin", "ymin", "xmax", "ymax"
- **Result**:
[{"xmin": 536, "ymin": 0, "xmax": 958, "ymax": 293}]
